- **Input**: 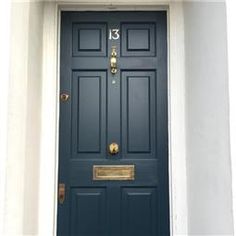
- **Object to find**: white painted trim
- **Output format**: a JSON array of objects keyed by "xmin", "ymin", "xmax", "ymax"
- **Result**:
[
  {"xmin": 0, "ymin": 1, "xmax": 11, "ymax": 235},
  {"xmin": 226, "ymin": 0, "xmax": 236, "ymax": 233},
  {"xmin": 38, "ymin": 3, "xmax": 60, "ymax": 236},
  {"xmin": 38, "ymin": 2, "xmax": 188, "ymax": 236},
  {"xmin": 168, "ymin": 3, "xmax": 188, "ymax": 235}
]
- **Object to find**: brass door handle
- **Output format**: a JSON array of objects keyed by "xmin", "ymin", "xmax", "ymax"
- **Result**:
[
  {"xmin": 110, "ymin": 46, "xmax": 117, "ymax": 74},
  {"xmin": 109, "ymin": 142, "xmax": 119, "ymax": 155}
]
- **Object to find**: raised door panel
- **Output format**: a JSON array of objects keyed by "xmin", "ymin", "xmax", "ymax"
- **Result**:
[
  {"xmin": 71, "ymin": 71, "xmax": 107, "ymax": 159},
  {"xmin": 70, "ymin": 188, "xmax": 107, "ymax": 235},
  {"xmin": 121, "ymin": 188, "xmax": 158, "ymax": 236},
  {"xmin": 73, "ymin": 23, "xmax": 107, "ymax": 57},
  {"xmin": 121, "ymin": 23, "xmax": 156, "ymax": 57},
  {"xmin": 121, "ymin": 71, "xmax": 156, "ymax": 159}
]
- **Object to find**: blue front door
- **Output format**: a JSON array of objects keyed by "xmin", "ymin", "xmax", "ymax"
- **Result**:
[{"xmin": 57, "ymin": 11, "xmax": 169, "ymax": 236}]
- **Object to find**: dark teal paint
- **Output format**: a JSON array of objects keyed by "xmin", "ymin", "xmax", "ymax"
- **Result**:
[{"xmin": 58, "ymin": 11, "xmax": 169, "ymax": 236}]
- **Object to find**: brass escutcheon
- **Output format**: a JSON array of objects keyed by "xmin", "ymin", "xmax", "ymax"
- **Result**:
[{"xmin": 60, "ymin": 93, "xmax": 70, "ymax": 102}]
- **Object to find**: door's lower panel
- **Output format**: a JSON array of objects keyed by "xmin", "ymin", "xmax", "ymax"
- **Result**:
[
  {"xmin": 69, "ymin": 187, "xmax": 158, "ymax": 236},
  {"xmin": 70, "ymin": 188, "xmax": 107, "ymax": 236},
  {"xmin": 121, "ymin": 187, "xmax": 158, "ymax": 236}
]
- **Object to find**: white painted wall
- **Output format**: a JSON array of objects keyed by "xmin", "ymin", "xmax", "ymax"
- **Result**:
[
  {"xmin": 3, "ymin": 1, "xmax": 44, "ymax": 235},
  {"xmin": 4, "ymin": 2, "xmax": 30, "ymax": 234},
  {"xmin": 184, "ymin": 2, "xmax": 234, "ymax": 235}
]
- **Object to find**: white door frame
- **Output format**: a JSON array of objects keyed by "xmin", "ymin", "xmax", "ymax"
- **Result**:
[{"xmin": 38, "ymin": 2, "xmax": 188, "ymax": 235}]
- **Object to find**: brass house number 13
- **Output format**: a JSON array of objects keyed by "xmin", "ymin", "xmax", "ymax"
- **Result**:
[{"xmin": 109, "ymin": 29, "xmax": 120, "ymax": 40}]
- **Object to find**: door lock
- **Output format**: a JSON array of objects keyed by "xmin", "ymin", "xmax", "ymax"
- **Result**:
[
  {"xmin": 110, "ymin": 46, "xmax": 117, "ymax": 75},
  {"xmin": 60, "ymin": 93, "xmax": 70, "ymax": 102},
  {"xmin": 58, "ymin": 183, "xmax": 65, "ymax": 204}
]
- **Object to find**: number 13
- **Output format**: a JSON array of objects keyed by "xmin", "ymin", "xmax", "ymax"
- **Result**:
[{"xmin": 109, "ymin": 29, "xmax": 120, "ymax": 40}]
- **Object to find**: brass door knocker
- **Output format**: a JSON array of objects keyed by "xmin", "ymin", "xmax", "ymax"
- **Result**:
[{"xmin": 110, "ymin": 46, "xmax": 117, "ymax": 74}]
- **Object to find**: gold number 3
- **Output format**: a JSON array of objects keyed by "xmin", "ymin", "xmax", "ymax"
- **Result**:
[{"xmin": 109, "ymin": 29, "xmax": 120, "ymax": 40}]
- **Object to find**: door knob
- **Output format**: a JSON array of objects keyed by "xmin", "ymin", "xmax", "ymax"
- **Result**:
[{"xmin": 109, "ymin": 142, "xmax": 119, "ymax": 155}]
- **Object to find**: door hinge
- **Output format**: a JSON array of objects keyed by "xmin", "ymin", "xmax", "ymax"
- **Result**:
[{"xmin": 58, "ymin": 183, "xmax": 65, "ymax": 204}]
